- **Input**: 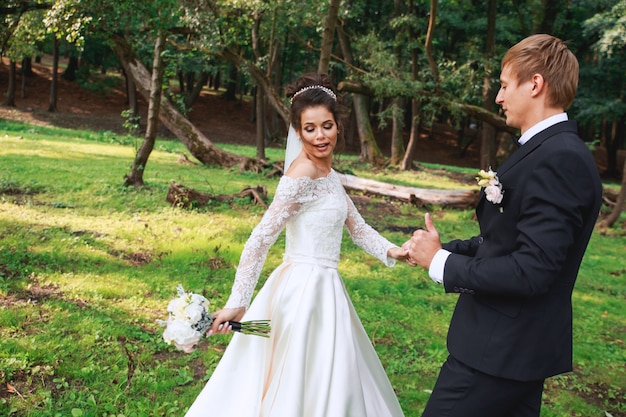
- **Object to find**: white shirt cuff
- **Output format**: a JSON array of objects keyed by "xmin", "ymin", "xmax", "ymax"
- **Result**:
[{"xmin": 428, "ymin": 249, "xmax": 451, "ymax": 284}]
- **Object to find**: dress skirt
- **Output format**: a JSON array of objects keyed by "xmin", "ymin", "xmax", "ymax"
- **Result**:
[{"xmin": 184, "ymin": 257, "xmax": 405, "ymax": 417}]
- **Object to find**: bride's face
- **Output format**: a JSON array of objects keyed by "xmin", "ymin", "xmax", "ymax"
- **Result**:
[{"xmin": 298, "ymin": 105, "xmax": 338, "ymax": 161}]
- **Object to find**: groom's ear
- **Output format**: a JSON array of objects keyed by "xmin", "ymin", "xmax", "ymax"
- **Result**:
[{"xmin": 529, "ymin": 73, "xmax": 545, "ymax": 97}]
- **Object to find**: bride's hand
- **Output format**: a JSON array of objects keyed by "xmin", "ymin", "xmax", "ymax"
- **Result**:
[
  {"xmin": 209, "ymin": 307, "xmax": 246, "ymax": 336},
  {"xmin": 387, "ymin": 246, "xmax": 409, "ymax": 262}
]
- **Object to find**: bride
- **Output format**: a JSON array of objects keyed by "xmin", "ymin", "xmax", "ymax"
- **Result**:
[{"xmin": 184, "ymin": 72, "xmax": 407, "ymax": 417}]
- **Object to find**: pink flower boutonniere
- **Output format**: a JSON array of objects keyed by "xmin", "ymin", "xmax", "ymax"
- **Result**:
[{"xmin": 476, "ymin": 168, "xmax": 504, "ymax": 211}]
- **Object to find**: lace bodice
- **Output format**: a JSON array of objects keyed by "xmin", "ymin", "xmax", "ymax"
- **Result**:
[{"xmin": 224, "ymin": 170, "xmax": 397, "ymax": 309}]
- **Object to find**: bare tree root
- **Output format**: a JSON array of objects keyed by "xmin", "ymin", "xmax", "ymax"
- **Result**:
[{"xmin": 166, "ymin": 182, "xmax": 268, "ymax": 209}]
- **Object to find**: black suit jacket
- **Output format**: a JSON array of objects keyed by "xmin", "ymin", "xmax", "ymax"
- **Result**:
[{"xmin": 441, "ymin": 120, "xmax": 602, "ymax": 381}]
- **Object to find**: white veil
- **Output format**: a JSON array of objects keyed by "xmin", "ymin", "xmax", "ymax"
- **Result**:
[{"xmin": 284, "ymin": 124, "xmax": 301, "ymax": 172}]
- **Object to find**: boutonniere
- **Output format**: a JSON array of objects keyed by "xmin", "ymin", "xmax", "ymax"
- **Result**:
[{"xmin": 476, "ymin": 168, "xmax": 504, "ymax": 211}]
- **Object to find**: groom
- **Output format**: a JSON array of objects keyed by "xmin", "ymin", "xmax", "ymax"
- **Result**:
[{"xmin": 405, "ymin": 34, "xmax": 602, "ymax": 417}]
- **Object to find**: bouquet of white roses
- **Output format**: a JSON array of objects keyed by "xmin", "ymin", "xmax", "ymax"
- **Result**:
[{"xmin": 158, "ymin": 285, "xmax": 271, "ymax": 353}]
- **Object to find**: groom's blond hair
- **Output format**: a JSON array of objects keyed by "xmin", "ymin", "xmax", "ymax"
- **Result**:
[{"xmin": 502, "ymin": 34, "xmax": 579, "ymax": 110}]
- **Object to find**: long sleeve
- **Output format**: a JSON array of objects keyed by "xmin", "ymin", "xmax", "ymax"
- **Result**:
[
  {"xmin": 224, "ymin": 177, "xmax": 308, "ymax": 309},
  {"xmin": 344, "ymin": 193, "xmax": 397, "ymax": 267}
]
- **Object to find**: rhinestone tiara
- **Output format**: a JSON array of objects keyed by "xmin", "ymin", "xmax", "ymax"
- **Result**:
[{"xmin": 290, "ymin": 85, "xmax": 337, "ymax": 104}]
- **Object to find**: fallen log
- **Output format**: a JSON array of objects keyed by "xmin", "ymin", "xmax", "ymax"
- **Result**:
[
  {"xmin": 336, "ymin": 173, "xmax": 479, "ymax": 208},
  {"xmin": 167, "ymin": 182, "xmax": 268, "ymax": 209}
]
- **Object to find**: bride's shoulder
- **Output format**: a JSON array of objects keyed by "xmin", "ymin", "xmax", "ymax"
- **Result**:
[
  {"xmin": 276, "ymin": 163, "xmax": 333, "ymax": 202},
  {"xmin": 285, "ymin": 158, "xmax": 318, "ymax": 179}
]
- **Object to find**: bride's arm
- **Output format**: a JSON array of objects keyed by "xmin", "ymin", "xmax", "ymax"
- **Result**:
[
  {"xmin": 223, "ymin": 177, "xmax": 308, "ymax": 310},
  {"xmin": 344, "ymin": 193, "xmax": 405, "ymax": 266}
]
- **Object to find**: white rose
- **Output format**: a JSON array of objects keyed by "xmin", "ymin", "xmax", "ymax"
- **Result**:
[
  {"xmin": 162, "ymin": 319, "xmax": 201, "ymax": 352},
  {"xmin": 185, "ymin": 303, "xmax": 205, "ymax": 324},
  {"xmin": 484, "ymin": 184, "xmax": 503, "ymax": 204},
  {"xmin": 167, "ymin": 297, "xmax": 188, "ymax": 318},
  {"xmin": 190, "ymin": 293, "xmax": 210, "ymax": 310}
]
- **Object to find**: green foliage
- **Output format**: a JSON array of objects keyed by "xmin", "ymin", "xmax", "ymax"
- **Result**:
[
  {"xmin": 0, "ymin": 121, "xmax": 624, "ymax": 417},
  {"xmin": 583, "ymin": 0, "xmax": 626, "ymax": 56},
  {"xmin": 121, "ymin": 109, "xmax": 141, "ymax": 136}
]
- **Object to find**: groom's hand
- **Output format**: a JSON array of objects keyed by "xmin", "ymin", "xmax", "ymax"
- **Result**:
[{"xmin": 407, "ymin": 213, "xmax": 442, "ymax": 269}]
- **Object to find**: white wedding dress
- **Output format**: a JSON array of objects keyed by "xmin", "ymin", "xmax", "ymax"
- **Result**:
[{"xmin": 184, "ymin": 169, "xmax": 405, "ymax": 417}]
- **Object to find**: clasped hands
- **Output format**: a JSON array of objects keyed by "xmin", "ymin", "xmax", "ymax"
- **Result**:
[{"xmin": 401, "ymin": 213, "xmax": 442, "ymax": 269}]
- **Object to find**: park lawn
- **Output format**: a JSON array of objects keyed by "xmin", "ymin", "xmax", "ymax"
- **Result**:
[{"xmin": 0, "ymin": 119, "xmax": 624, "ymax": 417}]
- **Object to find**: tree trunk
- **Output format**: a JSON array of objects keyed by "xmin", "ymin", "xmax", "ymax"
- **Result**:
[
  {"xmin": 127, "ymin": 73, "xmax": 139, "ymax": 118},
  {"xmin": 5, "ymin": 59, "xmax": 16, "ymax": 106},
  {"xmin": 318, "ymin": 0, "xmax": 341, "ymax": 74},
  {"xmin": 124, "ymin": 32, "xmax": 166, "ymax": 187},
  {"xmin": 354, "ymin": 95, "xmax": 385, "ymax": 165},
  {"xmin": 255, "ymin": 85, "xmax": 266, "ymax": 160},
  {"xmin": 390, "ymin": 97, "xmax": 405, "ymax": 165},
  {"xmin": 511, "ymin": 0, "xmax": 530, "ymax": 35},
  {"xmin": 48, "ymin": 36, "xmax": 59, "ymax": 112},
  {"xmin": 20, "ymin": 62, "xmax": 26, "ymax": 99},
  {"xmin": 110, "ymin": 34, "xmax": 261, "ymax": 170},
  {"xmin": 401, "ymin": 98, "xmax": 420, "ymax": 170},
  {"xmin": 401, "ymin": 0, "xmax": 421, "ymax": 171},
  {"xmin": 267, "ymin": 14, "xmax": 283, "ymax": 141},
  {"xmin": 603, "ymin": 156, "xmax": 626, "ymax": 228},
  {"xmin": 389, "ymin": 0, "xmax": 405, "ymax": 166},
  {"xmin": 336, "ymin": 24, "xmax": 385, "ymax": 165},
  {"xmin": 185, "ymin": 71, "xmax": 195, "ymax": 94},
  {"xmin": 480, "ymin": 0, "xmax": 498, "ymax": 169},
  {"xmin": 223, "ymin": 63, "xmax": 238, "ymax": 101},
  {"xmin": 184, "ymin": 71, "xmax": 210, "ymax": 109},
  {"xmin": 337, "ymin": 173, "xmax": 479, "ymax": 208},
  {"xmin": 605, "ymin": 118, "xmax": 624, "ymax": 178},
  {"xmin": 251, "ymin": 10, "xmax": 268, "ymax": 158},
  {"xmin": 425, "ymin": 0, "xmax": 440, "ymax": 93},
  {"xmin": 532, "ymin": 0, "xmax": 564, "ymax": 34},
  {"xmin": 62, "ymin": 56, "xmax": 79, "ymax": 81},
  {"xmin": 21, "ymin": 57, "xmax": 33, "ymax": 77}
]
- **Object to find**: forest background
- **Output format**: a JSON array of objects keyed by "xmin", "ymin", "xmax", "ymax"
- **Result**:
[{"xmin": 1, "ymin": 0, "xmax": 625, "ymax": 416}]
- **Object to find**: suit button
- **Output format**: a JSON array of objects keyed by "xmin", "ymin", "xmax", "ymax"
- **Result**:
[{"xmin": 478, "ymin": 236, "xmax": 484, "ymax": 244}]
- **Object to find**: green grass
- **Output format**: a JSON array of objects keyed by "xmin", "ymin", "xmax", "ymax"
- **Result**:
[{"xmin": 1, "ymin": 119, "xmax": 625, "ymax": 417}]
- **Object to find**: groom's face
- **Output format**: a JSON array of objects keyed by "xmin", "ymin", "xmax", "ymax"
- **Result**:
[{"xmin": 495, "ymin": 64, "xmax": 535, "ymax": 133}]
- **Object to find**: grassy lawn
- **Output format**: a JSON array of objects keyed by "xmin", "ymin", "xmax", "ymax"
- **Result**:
[{"xmin": 0, "ymin": 119, "xmax": 624, "ymax": 417}]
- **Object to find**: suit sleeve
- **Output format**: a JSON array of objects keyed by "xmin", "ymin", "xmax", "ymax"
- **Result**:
[
  {"xmin": 442, "ymin": 145, "xmax": 599, "ymax": 297},
  {"xmin": 442, "ymin": 236, "xmax": 483, "ymax": 256}
]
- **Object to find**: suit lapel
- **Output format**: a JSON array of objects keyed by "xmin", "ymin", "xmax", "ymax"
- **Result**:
[{"xmin": 495, "ymin": 120, "xmax": 578, "ymax": 177}]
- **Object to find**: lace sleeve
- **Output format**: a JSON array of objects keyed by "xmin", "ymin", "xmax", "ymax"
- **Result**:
[
  {"xmin": 224, "ymin": 176, "xmax": 312, "ymax": 309},
  {"xmin": 344, "ymin": 193, "xmax": 397, "ymax": 267}
]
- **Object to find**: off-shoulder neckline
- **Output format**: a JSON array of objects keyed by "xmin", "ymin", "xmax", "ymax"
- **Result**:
[{"xmin": 282, "ymin": 168, "xmax": 335, "ymax": 182}]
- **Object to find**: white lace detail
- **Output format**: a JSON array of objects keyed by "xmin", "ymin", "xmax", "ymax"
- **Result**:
[
  {"xmin": 224, "ymin": 170, "xmax": 397, "ymax": 309},
  {"xmin": 344, "ymin": 193, "xmax": 397, "ymax": 267}
]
